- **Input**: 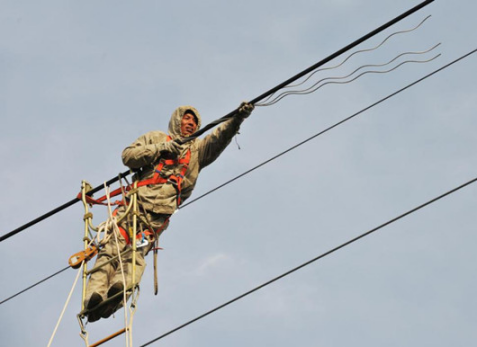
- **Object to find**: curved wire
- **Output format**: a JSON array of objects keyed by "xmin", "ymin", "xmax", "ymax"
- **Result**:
[
  {"xmin": 260, "ymin": 15, "xmax": 432, "ymax": 104},
  {"xmin": 259, "ymin": 43, "xmax": 441, "ymax": 106},
  {"xmin": 258, "ymin": 53, "xmax": 441, "ymax": 107}
]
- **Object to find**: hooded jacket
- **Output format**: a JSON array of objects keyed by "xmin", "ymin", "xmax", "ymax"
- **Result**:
[{"xmin": 122, "ymin": 106, "xmax": 243, "ymax": 214}]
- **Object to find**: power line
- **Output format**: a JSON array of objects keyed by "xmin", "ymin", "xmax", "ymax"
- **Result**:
[
  {"xmin": 183, "ymin": 0, "xmax": 435, "ymax": 141},
  {"xmin": 1, "ymin": 47, "xmax": 476, "ymax": 306},
  {"xmin": 0, "ymin": 0, "xmax": 434, "ymax": 243},
  {"xmin": 0, "ymin": 172, "xmax": 131, "ymax": 243},
  {"xmin": 180, "ymin": 47, "xmax": 477, "ymax": 209},
  {"xmin": 0, "ymin": 266, "xmax": 70, "ymax": 305},
  {"xmin": 139, "ymin": 176, "xmax": 477, "ymax": 346}
]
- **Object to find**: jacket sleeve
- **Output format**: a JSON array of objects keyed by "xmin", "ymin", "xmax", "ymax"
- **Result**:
[
  {"xmin": 198, "ymin": 117, "xmax": 243, "ymax": 169},
  {"xmin": 122, "ymin": 132, "xmax": 166, "ymax": 169}
]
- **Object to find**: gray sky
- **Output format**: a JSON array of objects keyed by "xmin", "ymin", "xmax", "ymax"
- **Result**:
[{"xmin": 1, "ymin": 1, "xmax": 476, "ymax": 346}]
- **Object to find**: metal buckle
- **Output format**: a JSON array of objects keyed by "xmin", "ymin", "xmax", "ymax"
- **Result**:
[{"xmin": 136, "ymin": 236, "xmax": 149, "ymax": 248}]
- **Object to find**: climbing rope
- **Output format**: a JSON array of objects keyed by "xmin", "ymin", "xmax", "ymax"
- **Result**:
[
  {"xmin": 128, "ymin": 287, "xmax": 140, "ymax": 347},
  {"xmin": 76, "ymin": 182, "xmax": 142, "ymax": 347},
  {"xmin": 104, "ymin": 185, "xmax": 132, "ymax": 347},
  {"xmin": 47, "ymin": 263, "xmax": 84, "ymax": 347}
]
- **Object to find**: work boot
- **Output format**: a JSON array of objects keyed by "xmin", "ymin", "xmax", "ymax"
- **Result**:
[
  {"xmin": 86, "ymin": 292, "xmax": 103, "ymax": 323},
  {"xmin": 101, "ymin": 282, "xmax": 124, "ymax": 319}
]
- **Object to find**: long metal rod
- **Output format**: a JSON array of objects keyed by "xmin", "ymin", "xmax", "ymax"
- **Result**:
[{"xmin": 0, "ymin": 0, "xmax": 434, "ymax": 243}]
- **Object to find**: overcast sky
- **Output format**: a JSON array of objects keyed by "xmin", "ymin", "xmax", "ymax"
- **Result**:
[{"xmin": 1, "ymin": 1, "xmax": 476, "ymax": 346}]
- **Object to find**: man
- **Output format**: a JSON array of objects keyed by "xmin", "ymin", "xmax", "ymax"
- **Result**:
[{"xmin": 84, "ymin": 102, "xmax": 254, "ymax": 322}]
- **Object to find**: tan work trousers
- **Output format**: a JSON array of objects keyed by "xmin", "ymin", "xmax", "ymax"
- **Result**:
[{"xmin": 85, "ymin": 206, "xmax": 170, "ymax": 305}]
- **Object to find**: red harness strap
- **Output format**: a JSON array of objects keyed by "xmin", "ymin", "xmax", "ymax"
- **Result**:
[
  {"xmin": 112, "ymin": 208, "xmax": 170, "ymax": 246},
  {"xmin": 78, "ymin": 136, "xmax": 191, "ymax": 207},
  {"xmin": 79, "ymin": 186, "xmax": 127, "ymax": 206},
  {"xmin": 136, "ymin": 147, "xmax": 191, "ymax": 206},
  {"xmin": 117, "ymin": 217, "xmax": 170, "ymax": 245}
]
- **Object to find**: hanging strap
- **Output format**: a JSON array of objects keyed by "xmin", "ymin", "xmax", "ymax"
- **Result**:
[{"xmin": 115, "ymin": 207, "xmax": 170, "ymax": 246}]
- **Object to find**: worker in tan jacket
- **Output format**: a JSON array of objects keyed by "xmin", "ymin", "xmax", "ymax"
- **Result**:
[{"xmin": 85, "ymin": 102, "xmax": 254, "ymax": 322}]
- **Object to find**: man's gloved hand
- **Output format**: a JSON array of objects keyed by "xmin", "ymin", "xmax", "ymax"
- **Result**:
[
  {"xmin": 237, "ymin": 101, "xmax": 254, "ymax": 119},
  {"xmin": 157, "ymin": 140, "xmax": 183, "ymax": 157}
]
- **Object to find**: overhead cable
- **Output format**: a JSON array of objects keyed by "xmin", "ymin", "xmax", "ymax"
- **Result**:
[
  {"xmin": 0, "ymin": 0, "xmax": 435, "ymax": 243},
  {"xmin": 0, "ymin": 266, "xmax": 70, "ymax": 305},
  {"xmin": 179, "ymin": 47, "xmax": 477, "ymax": 209},
  {"xmin": 185, "ymin": 0, "xmax": 435, "ymax": 140}
]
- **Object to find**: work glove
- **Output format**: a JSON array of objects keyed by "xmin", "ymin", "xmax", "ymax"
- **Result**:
[
  {"xmin": 237, "ymin": 101, "xmax": 254, "ymax": 119},
  {"xmin": 157, "ymin": 140, "xmax": 183, "ymax": 157}
]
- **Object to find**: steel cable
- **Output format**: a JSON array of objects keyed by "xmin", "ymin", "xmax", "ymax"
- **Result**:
[
  {"xmin": 0, "ymin": 0, "xmax": 435, "ymax": 244},
  {"xmin": 179, "ymin": 48, "xmax": 477, "ymax": 209},
  {"xmin": 0, "ymin": 266, "xmax": 70, "ymax": 305}
]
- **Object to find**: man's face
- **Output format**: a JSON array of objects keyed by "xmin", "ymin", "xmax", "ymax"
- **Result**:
[{"xmin": 181, "ymin": 113, "xmax": 198, "ymax": 136}]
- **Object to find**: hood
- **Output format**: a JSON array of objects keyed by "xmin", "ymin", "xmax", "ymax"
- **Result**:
[{"xmin": 168, "ymin": 105, "xmax": 202, "ymax": 140}]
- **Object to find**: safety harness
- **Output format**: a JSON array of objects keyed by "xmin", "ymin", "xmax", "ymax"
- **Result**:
[
  {"xmin": 113, "ymin": 209, "xmax": 170, "ymax": 248},
  {"xmin": 80, "ymin": 136, "xmax": 190, "ymax": 205},
  {"xmin": 78, "ymin": 136, "xmax": 190, "ymax": 245},
  {"xmin": 136, "ymin": 137, "xmax": 191, "ymax": 207}
]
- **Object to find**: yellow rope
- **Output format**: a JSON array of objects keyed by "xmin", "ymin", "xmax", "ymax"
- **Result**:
[
  {"xmin": 104, "ymin": 184, "xmax": 135, "ymax": 347},
  {"xmin": 47, "ymin": 263, "xmax": 83, "ymax": 347},
  {"xmin": 128, "ymin": 287, "xmax": 140, "ymax": 347},
  {"xmin": 76, "ymin": 180, "xmax": 139, "ymax": 347}
]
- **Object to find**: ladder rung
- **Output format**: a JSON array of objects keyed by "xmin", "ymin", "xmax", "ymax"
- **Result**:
[{"xmin": 90, "ymin": 328, "xmax": 127, "ymax": 347}]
